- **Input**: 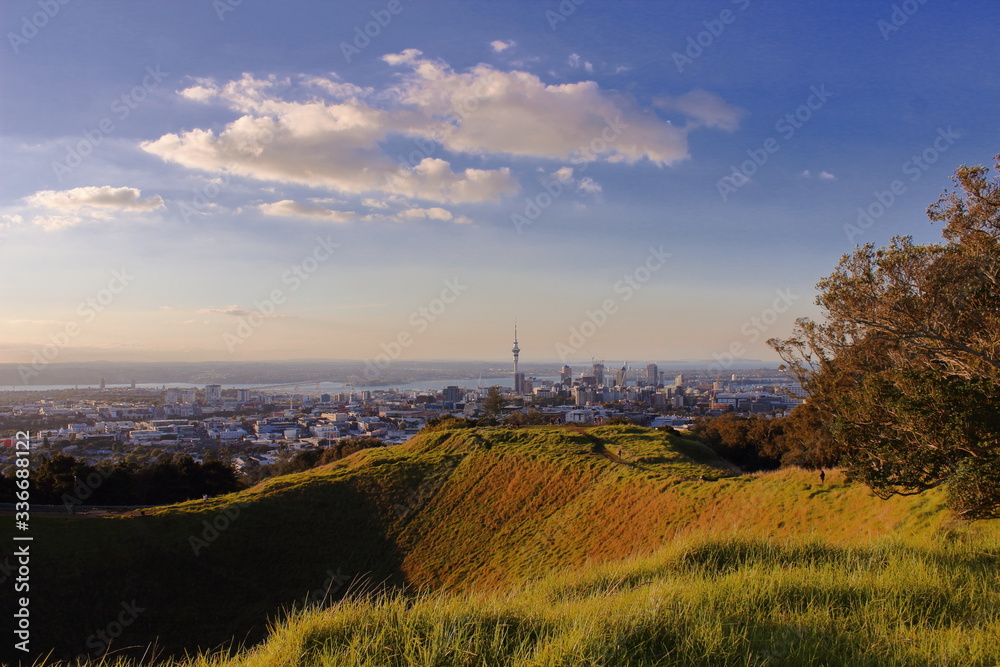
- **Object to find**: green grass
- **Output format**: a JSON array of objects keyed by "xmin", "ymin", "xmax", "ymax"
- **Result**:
[
  {"xmin": 5, "ymin": 425, "xmax": 999, "ymax": 666},
  {"xmin": 91, "ymin": 533, "xmax": 1000, "ymax": 666}
]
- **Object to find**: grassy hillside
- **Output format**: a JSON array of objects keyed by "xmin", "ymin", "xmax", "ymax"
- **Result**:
[
  {"xmin": 170, "ymin": 533, "xmax": 1000, "ymax": 667},
  {"xmin": 3, "ymin": 425, "xmax": 997, "ymax": 665}
]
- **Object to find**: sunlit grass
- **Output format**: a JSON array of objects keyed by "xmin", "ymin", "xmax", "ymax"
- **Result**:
[
  {"xmin": 19, "ymin": 425, "xmax": 1000, "ymax": 666},
  {"xmin": 96, "ymin": 531, "xmax": 1000, "ymax": 667}
]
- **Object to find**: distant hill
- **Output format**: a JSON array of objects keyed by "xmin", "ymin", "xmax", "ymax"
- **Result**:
[{"xmin": 2, "ymin": 425, "xmax": 995, "ymax": 665}]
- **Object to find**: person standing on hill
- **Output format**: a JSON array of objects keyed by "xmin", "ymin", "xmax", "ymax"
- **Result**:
[{"xmin": 819, "ymin": 469, "xmax": 826, "ymax": 484}]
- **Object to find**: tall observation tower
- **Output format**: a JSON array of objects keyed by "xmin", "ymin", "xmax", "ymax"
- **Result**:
[{"xmin": 512, "ymin": 323, "xmax": 522, "ymax": 394}]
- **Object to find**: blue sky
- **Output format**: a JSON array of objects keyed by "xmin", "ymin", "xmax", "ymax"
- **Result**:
[{"xmin": 1, "ymin": 0, "xmax": 997, "ymax": 368}]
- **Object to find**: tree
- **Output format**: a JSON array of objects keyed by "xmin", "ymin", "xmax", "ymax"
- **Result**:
[
  {"xmin": 765, "ymin": 401, "xmax": 841, "ymax": 469},
  {"xmin": 483, "ymin": 386, "xmax": 505, "ymax": 421},
  {"xmin": 689, "ymin": 414, "xmax": 782, "ymax": 472},
  {"xmin": 507, "ymin": 408, "xmax": 546, "ymax": 426},
  {"xmin": 770, "ymin": 155, "xmax": 1000, "ymax": 519}
]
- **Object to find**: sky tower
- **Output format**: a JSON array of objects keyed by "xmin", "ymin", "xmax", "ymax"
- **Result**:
[{"xmin": 512, "ymin": 323, "xmax": 523, "ymax": 394}]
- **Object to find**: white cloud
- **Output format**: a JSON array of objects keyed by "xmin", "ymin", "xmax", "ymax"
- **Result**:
[
  {"xmin": 198, "ymin": 305, "xmax": 251, "ymax": 317},
  {"xmin": 25, "ymin": 186, "xmax": 163, "ymax": 211},
  {"xmin": 142, "ymin": 54, "xmax": 734, "ymax": 209},
  {"xmin": 490, "ymin": 40, "xmax": 515, "ymax": 53},
  {"xmin": 179, "ymin": 80, "xmax": 219, "ymax": 103},
  {"xmin": 197, "ymin": 305, "xmax": 289, "ymax": 319},
  {"xmin": 567, "ymin": 53, "xmax": 593, "ymax": 72},
  {"xmin": 800, "ymin": 170, "xmax": 837, "ymax": 180},
  {"xmin": 258, "ymin": 199, "xmax": 356, "ymax": 221},
  {"xmin": 387, "ymin": 51, "xmax": 695, "ymax": 165},
  {"xmin": 0, "ymin": 213, "xmax": 21, "ymax": 239},
  {"xmin": 552, "ymin": 166, "xmax": 574, "ymax": 182},
  {"xmin": 21, "ymin": 186, "xmax": 163, "ymax": 230},
  {"xmin": 302, "ymin": 75, "xmax": 373, "ymax": 100},
  {"xmin": 654, "ymin": 90, "xmax": 743, "ymax": 132},
  {"xmin": 547, "ymin": 166, "xmax": 600, "ymax": 193},
  {"xmin": 384, "ymin": 158, "xmax": 517, "ymax": 204},
  {"xmin": 398, "ymin": 207, "xmax": 453, "ymax": 221},
  {"xmin": 143, "ymin": 71, "xmax": 518, "ymax": 204}
]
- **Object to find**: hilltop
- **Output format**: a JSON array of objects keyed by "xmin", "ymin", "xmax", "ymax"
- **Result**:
[{"xmin": 3, "ymin": 425, "xmax": 997, "ymax": 665}]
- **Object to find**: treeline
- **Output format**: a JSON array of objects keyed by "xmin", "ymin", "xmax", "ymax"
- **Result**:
[
  {"xmin": 241, "ymin": 437, "xmax": 385, "ymax": 484},
  {"xmin": 0, "ymin": 453, "xmax": 243, "ymax": 506},
  {"xmin": 689, "ymin": 402, "xmax": 841, "ymax": 472}
]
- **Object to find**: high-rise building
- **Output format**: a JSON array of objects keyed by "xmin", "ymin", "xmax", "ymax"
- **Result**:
[
  {"xmin": 99, "ymin": 377, "xmax": 106, "ymax": 391},
  {"xmin": 560, "ymin": 365, "xmax": 572, "ymax": 383},
  {"xmin": 237, "ymin": 388, "xmax": 251, "ymax": 403},
  {"xmin": 443, "ymin": 385, "xmax": 462, "ymax": 403},
  {"xmin": 615, "ymin": 363, "xmax": 627, "ymax": 387},
  {"xmin": 592, "ymin": 362, "xmax": 605, "ymax": 386},
  {"xmin": 674, "ymin": 373, "xmax": 685, "ymax": 388},
  {"xmin": 646, "ymin": 363, "xmax": 658, "ymax": 386},
  {"xmin": 205, "ymin": 384, "xmax": 222, "ymax": 404}
]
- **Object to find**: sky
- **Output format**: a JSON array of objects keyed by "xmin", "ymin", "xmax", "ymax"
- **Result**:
[{"xmin": 0, "ymin": 0, "xmax": 997, "ymax": 371}]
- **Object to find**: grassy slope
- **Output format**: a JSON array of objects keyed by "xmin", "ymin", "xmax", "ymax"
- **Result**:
[
  {"xmin": 187, "ymin": 533, "xmax": 1000, "ymax": 667},
  {"xmin": 3, "ymin": 425, "xmax": 997, "ymax": 665}
]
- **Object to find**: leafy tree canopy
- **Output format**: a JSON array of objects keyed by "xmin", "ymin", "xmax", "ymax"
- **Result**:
[{"xmin": 770, "ymin": 155, "xmax": 1000, "ymax": 519}]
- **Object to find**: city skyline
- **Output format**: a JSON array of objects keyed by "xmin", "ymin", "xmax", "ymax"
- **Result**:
[{"xmin": 1, "ymin": 1, "xmax": 997, "ymax": 365}]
